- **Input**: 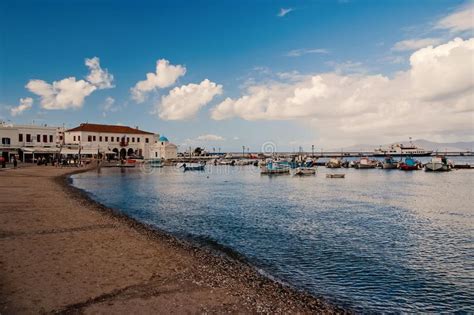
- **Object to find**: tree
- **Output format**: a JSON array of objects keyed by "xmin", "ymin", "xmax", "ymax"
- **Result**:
[{"xmin": 194, "ymin": 147, "xmax": 203, "ymax": 156}]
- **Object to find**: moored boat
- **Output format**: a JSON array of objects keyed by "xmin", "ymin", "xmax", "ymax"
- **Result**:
[
  {"xmin": 294, "ymin": 167, "xmax": 316, "ymax": 176},
  {"xmin": 355, "ymin": 157, "xmax": 378, "ymax": 169},
  {"xmin": 145, "ymin": 158, "xmax": 163, "ymax": 168},
  {"xmin": 326, "ymin": 173, "xmax": 345, "ymax": 178},
  {"xmin": 381, "ymin": 156, "xmax": 398, "ymax": 169},
  {"xmin": 326, "ymin": 158, "xmax": 342, "ymax": 168},
  {"xmin": 261, "ymin": 160, "xmax": 290, "ymax": 175},
  {"xmin": 399, "ymin": 157, "xmax": 421, "ymax": 171},
  {"xmin": 181, "ymin": 162, "xmax": 205, "ymax": 171},
  {"xmin": 425, "ymin": 156, "xmax": 453, "ymax": 172}
]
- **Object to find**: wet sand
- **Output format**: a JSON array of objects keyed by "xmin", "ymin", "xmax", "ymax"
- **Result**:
[{"xmin": 0, "ymin": 166, "xmax": 344, "ymax": 314}]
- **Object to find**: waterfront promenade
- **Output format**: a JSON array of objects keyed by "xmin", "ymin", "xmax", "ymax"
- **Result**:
[{"xmin": 0, "ymin": 166, "xmax": 339, "ymax": 314}]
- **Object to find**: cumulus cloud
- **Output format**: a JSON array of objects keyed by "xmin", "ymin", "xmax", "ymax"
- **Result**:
[
  {"xmin": 25, "ymin": 56, "xmax": 114, "ymax": 110},
  {"xmin": 435, "ymin": 3, "xmax": 474, "ymax": 32},
  {"xmin": 101, "ymin": 96, "xmax": 120, "ymax": 117},
  {"xmin": 211, "ymin": 37, "xmax": 474, "ymax": 144},
  {"xmin": 287, "ymin": 48, "xmax": 329, "ymax": 57},
  {"xmin": 392, "ymin": 38, "xmax": 442, "ymax": 51},
  {"xmin": 10, "ymin": 97, "xmax": 33, "ymax": 116},
  {"xmin": 85, "ymin": 57, "xmax": 114, "ymax": 89},
  {"xmin": 278, "ymin": 8, "xmax": 293, "ymax": 17},
  {"xmin": 26, "ymin": 78, "xmax": 96, "ymax": 110},
  {"xmin": 131, "ymin": 59, "xmax": 186, "ymax": 103},
  {"xmin": 196, "ymin": 134, "xmax": 225, "ymax": 141},
  {"xmin": 158, "ymin": 79, "xmax": 223, "ymax": 120}
]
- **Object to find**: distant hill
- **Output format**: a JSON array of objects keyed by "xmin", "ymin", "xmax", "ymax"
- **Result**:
[{"xmin": 336, "ymin": 139, "xmax": 474, "ymax": 152}]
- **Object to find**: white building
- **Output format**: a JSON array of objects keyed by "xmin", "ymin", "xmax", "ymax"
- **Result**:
[
  {"xmin": 64, "ymin": 123, "xmax": 157, "ymax": 159},
  {"xmin": 150, "ymin": 136, "xmax": 178, "ymax": 160},
  {"xmin": 0, "ymin": 122, "xmax": 64, "ymax": 161}
]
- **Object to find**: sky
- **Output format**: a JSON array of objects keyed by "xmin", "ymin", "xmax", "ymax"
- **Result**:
[{"xmin": 1, "ymin": 0, "xmax": 473, "ymax": 152}]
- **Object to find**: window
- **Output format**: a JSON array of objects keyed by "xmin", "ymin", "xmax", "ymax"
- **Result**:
[
  {"xmin": 37, "ymin": 134, "xmax": 41, "ymax": 142},
  {"xmin": 1, "ymin": 138, "xmax": 11, "ymax": 145},
  {"xmin": 155, "ymin": 152, "xmax": 158, "ymax": 157},
  {"xmin": 145, "ymin": 138, "xmax": 149, "ymax": 143},
  {"xmin": 132, "ymin": 137, "xmax": 135, "ymax": 143},
  {"xmin": 93, "ymin": 136, "xmax": 96, "ymax": 141},
  {"xmin": 88, "ymin": 135, "xmax": 92, "ymax": 142},
  {"xmin": 59, "ymin": 136, "xmax": 63, "ymax": 140},
  {"xmin": 78, "ymin": 136, "xmax": 81, "ymax": 141},
  {"xmin": 105, "ymin": 136, "xmax": 108, "ymax": 142},
  {"xmin": 99, "ymin": 136, "xmax": 102, "ymax": 142},
  {"xmin": 137, "ymin": 137, "xmax": 140, "ymax": 143},
  {"xmin": 49, "ymin": 135, "xmax": 53, "ymax": 142},
  {"xmin": 127, "ymin": 137, "xmax": 130, "ymax": 142},
  {"xmin": 26, "ymin": 134, "xmax": 31, "ymax": 142},
  {"xmin": 43, "ymin": 135, "xmax": 48, "ymax": 143},
  {"xmin": 19, "ymin": 134, "xmax": 23, "ymax": 142},
  {"xmin": 73, "ymin": 136, "xmax": 76, "ymax": 141}
]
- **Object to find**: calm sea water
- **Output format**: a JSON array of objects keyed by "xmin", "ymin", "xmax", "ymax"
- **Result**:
[{"xmin": 72, "ymin": 157, "xmax": 474, "ymax": 313}]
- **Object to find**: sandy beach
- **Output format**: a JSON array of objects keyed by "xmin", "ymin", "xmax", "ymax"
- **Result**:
[{"xmin": 0, "ymin": 166, "xmax": 342, "ymax": 314}]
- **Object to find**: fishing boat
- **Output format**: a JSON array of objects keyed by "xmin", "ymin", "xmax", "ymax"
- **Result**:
[
  {"xmin": 355, "ymin": 157, "xmax": 378, "ymax": 169},
  {"xmin": 294, "ymin": 167, "xmax": 315, "ymax": 176},
  {"xmin": 326, "ymin": 158, "xmax": 342, "ymax": 168},
  {"xmin": 181, "ymin": 162, "xmax": 205, "ymax": 171},
  {"xmin": 261, "ymin": 160, "xmax": 290, "ymax": 175},
  {"xmin": 326, "ymin": 173, "xmax": 345, "ymax": 178},
  {"xmin": 381, "ymin": 156, "xmax": 398, "ymax": 169},
  {"xmin": 425, "ymin": 156, "xmax": 453, "ymax": 172},
  {"xmin": 145, "ymin": 158, "xmax": 163, "ymax": 168},
  {"xmin": 399, "ymin": 156, "xmax": 421, "ymax": 171}
]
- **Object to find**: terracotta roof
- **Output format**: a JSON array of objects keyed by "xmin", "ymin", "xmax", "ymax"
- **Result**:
[{"xmin": 66, "ymin": 123, "xmax": 155, "ymax": 135}]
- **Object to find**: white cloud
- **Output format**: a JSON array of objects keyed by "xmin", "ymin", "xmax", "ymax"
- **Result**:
[
  {"xmin": 286, "ymin": 48, "xmax": 329, "ymax": 57},
  {"xmin": 158, "ymin": 79, "xmax": 223, "ymax": 120},
  {"xmin": 435, "ymin": 3, "xmax": 474, "ymax": 33},
  {"xmin": 101, "ymin": 96, "xmax": 120, "ymax": 117},
  {"xmin": 392, "ymin": 38, "xmax": 442, "ymax": 51},
  {"xmin": 278, "ymin": 8, "xmax": 293, "ymax": 17},
  {"xmin": 196, "ymin": 134, "xmax": 225, "ymax": 141},
  {"xmin": 85, "ymin": 57, "xmax": 114, "ymax": 89},
  {"xmin": 25, "ymin": 56, "xmax": 113, "ymax": 110},
  {"xmin": 211, "ymin": 37, "xmax": 474, "ymax": 145},
  {"xmin": 10, "ymin": 97, "xmax": 33, "ymax": 116},
  {"xmin": 131, "ymin": 59, "xmax": 186, "ymax": 103},
  {"xmin": 26, "ymin": 77, "xmax": 96, "ymax": 110}
]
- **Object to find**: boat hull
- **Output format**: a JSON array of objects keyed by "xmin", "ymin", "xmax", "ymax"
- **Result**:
[
  {"xmin": 261, "ymin": 167, "xmax": 290, "ymax": 175},
  {"xmin": 294, "ymin": 168, "xmax": 315, "ymax": 176},
  {"xmin": 373, "ymin": 152, "xmax": 432, "ymax": 157},
  {"xmin": 382, "ymin": 163, "xmax": 398, "ymax": 169},
  {"xmin": 425, "ymin": 162, "xmax": 450, "ymax": 172}
]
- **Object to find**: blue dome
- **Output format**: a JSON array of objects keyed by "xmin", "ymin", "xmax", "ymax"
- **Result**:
[{"xmin": 159, "ymin": 136, "xmax": 169, "ymax": 142}]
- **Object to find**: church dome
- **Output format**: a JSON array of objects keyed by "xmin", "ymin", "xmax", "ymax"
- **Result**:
[{"xmin": 159, "ymin": 136, "xmax": 169, "ymax": 142}]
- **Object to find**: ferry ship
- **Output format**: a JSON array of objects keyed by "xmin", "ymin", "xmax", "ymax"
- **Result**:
[{"xmin": 374, "ymin": 141, "xmax": 432, "ymax": 157}]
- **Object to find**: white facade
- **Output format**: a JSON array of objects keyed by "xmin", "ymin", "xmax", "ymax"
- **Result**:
[
  {"xmin": 0, "ymin": 122, "xmax": 64, "ymax": 160},
  {"xmin": 150, "ymin": 136, "xmax": 178, "ymax": 160},
  {"xmin": 64, "ymin": 123, "xmax": 159, "ymax": 159}
]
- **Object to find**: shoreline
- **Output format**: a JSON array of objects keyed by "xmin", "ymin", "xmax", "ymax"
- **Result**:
[{"xmin": 0, "ymin": 166, "xmax": 347, "ymax": 314}]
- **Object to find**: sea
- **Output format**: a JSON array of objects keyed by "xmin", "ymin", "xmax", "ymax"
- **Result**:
[{"xmin": 71, "ymin": 156, "xmax": 474, "ymax": 313}]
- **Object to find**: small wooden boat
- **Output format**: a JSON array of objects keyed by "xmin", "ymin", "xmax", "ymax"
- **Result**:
[
  {"xmin": 326, "ymin": 158, "xmax": 342, "ymax": 168},
  {"xmin": 381, "ymin": 156, "xmax": 398, "ymax": 169},
  {"xmin": 425, "ymin": 156, "xmax": 453, "ymax": 172},
  {"xmin": 326, "ymin": 173, "xmax": 345, "ymax": 178},
  {"xmin": 355, "ymin": 157, "xmax": 378, "ymax": 169},
  {"xmin": 294, "ymin": 167, "xmax": 316, "ymax": 176},
  {"xmin": 261, "ymin": 160, "xmax": 290, "ymax": 175},
  {"xmin": 399, "ymin": 157, "xmax": 422, "ymax": 171},
  {"xmin": 181, "ymin": 162, "xmax": 205, "ymax": 171},
  {"xmin": 145, "ymin": 158, "xmax": 163, "ymax": 168}
]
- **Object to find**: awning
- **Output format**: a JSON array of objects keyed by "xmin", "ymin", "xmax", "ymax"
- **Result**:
[
  {"xmin": 22, "ymin": 147, "xmax": 60, "ymax": 154},
  {"xmin": 80, "ymin": 148, "xmax": 100, "ymax": 155},
  {"xmin": 60, "ymin": 148, "xmax": 80, "ymax": 155}
]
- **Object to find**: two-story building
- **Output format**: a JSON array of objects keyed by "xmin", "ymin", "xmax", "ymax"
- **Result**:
[
  {"xmin": 64, "ymin": 123, "xmax": 159, "ymax": 159},
  {"xmin": 0, "ymin": 122, "xmax": 64, "ymax": 161}
]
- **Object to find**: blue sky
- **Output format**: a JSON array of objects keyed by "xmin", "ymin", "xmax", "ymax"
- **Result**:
[{"xmin": 1, "ymin": 0, "xmax": 473, "ymax": 151}]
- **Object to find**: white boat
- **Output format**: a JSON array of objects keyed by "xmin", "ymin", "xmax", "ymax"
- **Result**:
[
  {"xmin": 145, "ymin": 158, "xmax": 163, "ymax": 168},
  {"xmin": 425, "ymin": 156, "xmax": 453, "ymax": 172},
  {"xmin": 294, "ymin": 167, "xmax": 315, "ymax": 176},
  {"xmin": 381, "ymin": 156, "xmax": 398, "ymax": 169},
  {"xmin": 326, "ymin": 158, "xmax": 342, "ymax": 168},
  {"xmin": 374, "ymin": 140, "xmax": 432, "ymax": 157},
  {"xmin": 355, "ymin": 157, "xmax": 378, "ymax": 169}
]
